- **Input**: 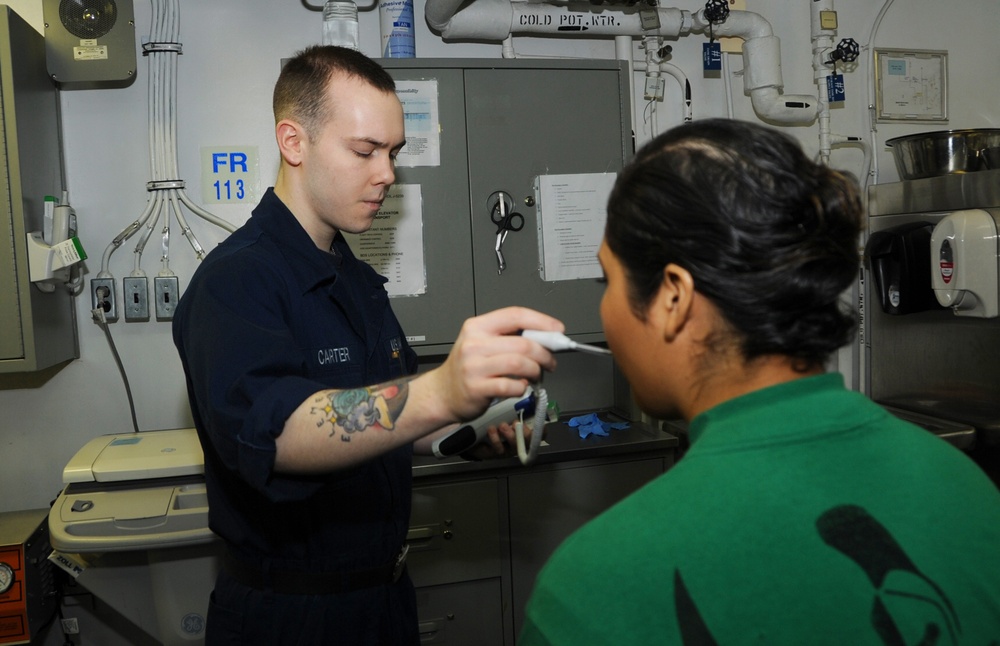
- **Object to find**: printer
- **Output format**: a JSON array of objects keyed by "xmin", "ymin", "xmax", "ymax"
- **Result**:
[{"xmin": 48, "ymin": 428, "xmax": 220, "ymax": 645}]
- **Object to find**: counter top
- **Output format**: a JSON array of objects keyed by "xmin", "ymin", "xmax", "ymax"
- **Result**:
[{"xmin": 412, "ymin": 411, "xmax": 678, "ymax": 479}]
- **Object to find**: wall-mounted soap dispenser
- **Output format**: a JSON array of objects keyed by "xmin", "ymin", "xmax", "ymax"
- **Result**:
[
  {"xmin": 864, "ymin": 221, "xmax": 943, "ymax": 315},
  {"xmin": 930, "ymin": 209, "xmax": 1000, "ymax": 318}
]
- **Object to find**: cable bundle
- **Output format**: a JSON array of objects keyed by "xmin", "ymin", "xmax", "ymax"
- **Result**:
[{"xmin": 97, "ymin": 0, "xmax": 235, "ymax": 282}]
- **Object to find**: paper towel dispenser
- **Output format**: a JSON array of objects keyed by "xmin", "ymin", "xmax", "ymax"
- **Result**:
[
  {"xmin": 930, "ymin": 209, "xmax": 1000, "ymax": 318},
  {"xmin": 864, "ymin": 222, "xmax": 943, "ymax": 315}
]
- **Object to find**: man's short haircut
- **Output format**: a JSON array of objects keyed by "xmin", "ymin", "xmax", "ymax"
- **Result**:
[{"xmin": 273, "ymin": 45, "xmax": 396, "ymax": 140}]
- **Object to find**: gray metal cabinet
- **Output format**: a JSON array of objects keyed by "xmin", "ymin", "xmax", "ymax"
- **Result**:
[
  {"xmin": 415, "ymin": 579, "xmax": 506, "ymax": 645},
  {"xmin": 408, "ymin": 422, "xmax": 676, "ymax": 645},
  {"xmin": 383, "ymin": 60, "xmax": 631, "ymax": 354},
  {"xmin": 463, "ymin": 65, "xmax": 628, "ymax": 330},
  {"xmin": 408, "ymin": 479, "xmax": 505, "ymax": 587},
  {"xmin": 409, "ymin": 480, "xmax": 506, "ymax": 644},
  {"xmin": 0, "ymin": 8, "xmax": 76, "ymax": 375}
]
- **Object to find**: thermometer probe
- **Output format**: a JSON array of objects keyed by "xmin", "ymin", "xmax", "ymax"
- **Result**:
[{"xmin": 521, "ymin": 329, "xmax": 612, "ymax": 356}]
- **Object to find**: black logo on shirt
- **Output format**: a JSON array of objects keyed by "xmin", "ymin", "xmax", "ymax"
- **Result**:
[{"xmin": 674, "ymin": 505, "xmax": 965, "ymax": 645}]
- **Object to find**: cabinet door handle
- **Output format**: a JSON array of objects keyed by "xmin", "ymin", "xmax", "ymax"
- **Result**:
[
  {"xmin": 418, "ymin": 618, "xmax": 445, "ymax": 641},
  {"xmin": 406, "ymin": 524, "xmax": 439, "ymax": 547}
]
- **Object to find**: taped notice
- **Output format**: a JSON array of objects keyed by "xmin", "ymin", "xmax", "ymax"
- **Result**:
[
  {"xmin": 346, "ymin": 184, "xmax": 426, "ymax": 297},
  {"xmin": 535, "ymin": 173, "xmax": 616, "ymax": 282},
  {"xmin": 395, "ymin": 80, "xmax": 440, "ymax": 167}
]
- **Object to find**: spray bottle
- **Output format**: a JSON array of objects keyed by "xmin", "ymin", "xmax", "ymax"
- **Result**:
[{"xmin": 379, "ymin": 0, "xmax": 415, "ymax": 58}]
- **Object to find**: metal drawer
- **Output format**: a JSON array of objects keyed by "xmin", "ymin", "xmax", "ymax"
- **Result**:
[{"xmin": 407, "ymin": 479, "xmax": 502, "ymax": 587}]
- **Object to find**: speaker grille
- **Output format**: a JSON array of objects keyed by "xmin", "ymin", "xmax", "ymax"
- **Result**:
[{"xmin": 59, "ymin": 0, "xmax": 118, "ymax": 39}]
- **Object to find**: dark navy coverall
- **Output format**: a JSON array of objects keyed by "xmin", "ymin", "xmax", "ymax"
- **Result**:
[{"xmin": 173, "ymin": 188, "xmax": 420, "ymax": 645}]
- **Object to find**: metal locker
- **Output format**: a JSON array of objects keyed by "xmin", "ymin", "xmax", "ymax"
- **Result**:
[{"xmin": 381, "ymin": 59, "xmax": 631, "ymax": 355}]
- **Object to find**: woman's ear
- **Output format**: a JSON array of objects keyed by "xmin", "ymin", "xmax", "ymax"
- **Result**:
[
  {"xmin": 657, "ymin": 263, "xmax": 695, "ymax": 341},
  {"xmin": 275, "ymin": 119, "xmax": 305, "ymax": 167}
]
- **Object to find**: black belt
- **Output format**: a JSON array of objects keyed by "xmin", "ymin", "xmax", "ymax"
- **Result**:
[{"xmin": 223, "ymin": 545, "xmax": 409, "ymax": 595}]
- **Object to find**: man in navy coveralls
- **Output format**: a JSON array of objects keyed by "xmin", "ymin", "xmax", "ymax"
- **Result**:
[{"xmin": 173, "ymin": 45, "xmax": 562, "ymax": 645}]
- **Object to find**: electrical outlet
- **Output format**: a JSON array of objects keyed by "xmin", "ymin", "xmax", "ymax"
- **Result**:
[
  {"xmin": 90, "ymin": 277, "xmax": 118, "ymax": 322},
  {"xmin": 154, "ymin": 275, "xmax": 180, "ymax": 320},
  {"xmin": 123, "ymin": 276, "xmax": 150, "ymax": 321}
]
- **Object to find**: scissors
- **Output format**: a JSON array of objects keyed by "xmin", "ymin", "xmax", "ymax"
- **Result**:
[{"xmin": 492, "ymin": 195, "xmax": 524, "ymax": 274}]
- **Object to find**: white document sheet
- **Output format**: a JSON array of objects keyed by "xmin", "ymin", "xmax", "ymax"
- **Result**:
[
  {"xmin": 395, "ymin": 80, "xmax": 441, "ymax": 168},
  {"xmin": 535, "ymin": 173, "xmax": 617, "ymax": 282},
  {"xmin": 347, "ymin": 184, "xmax": 426, "ymax": 297}
]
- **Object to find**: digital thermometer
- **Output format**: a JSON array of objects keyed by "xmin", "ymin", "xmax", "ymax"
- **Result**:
[{"xmin": 431, "ymin": 386, "xmax": 536, "ymax": 458}]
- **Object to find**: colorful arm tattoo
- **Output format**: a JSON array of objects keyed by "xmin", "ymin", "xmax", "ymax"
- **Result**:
[{"xmin": 310, "ymin": 379, "xmax": 410, "ymax": 441}]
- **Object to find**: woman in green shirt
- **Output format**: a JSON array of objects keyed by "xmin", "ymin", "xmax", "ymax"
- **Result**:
[{"xmin": 520, "ymin": 118, "xmax": 1000, "ymax": 645}]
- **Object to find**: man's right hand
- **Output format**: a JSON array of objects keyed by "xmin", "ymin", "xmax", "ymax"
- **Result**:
[{"xmin": 430, "ymin": 306, "xmax": 564, "ymax": 424}]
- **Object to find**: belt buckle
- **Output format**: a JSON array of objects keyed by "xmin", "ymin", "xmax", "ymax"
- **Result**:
[{"xmin": 392, "ymin": 544, "xmax": 409, "ymax": 583}]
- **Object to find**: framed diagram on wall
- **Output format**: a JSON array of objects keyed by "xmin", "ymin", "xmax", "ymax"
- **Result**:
[{"xmin": 874, "ymin": 48, "xmax": 948, "ymax": 122}]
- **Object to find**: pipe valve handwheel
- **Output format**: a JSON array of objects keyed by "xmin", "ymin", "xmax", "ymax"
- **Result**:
[
  {"xmin": 828, "ymin": 38, "xmax": 860, "ymax": 64},
  {"xmin": 703, "ymin": 0, "xmax": 730, "ymax": 24}
]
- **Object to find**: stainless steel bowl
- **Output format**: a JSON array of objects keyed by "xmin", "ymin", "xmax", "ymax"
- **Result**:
[{"xmin": 885, "ymin": 129, "xmax": 1000, "ymax": 180}]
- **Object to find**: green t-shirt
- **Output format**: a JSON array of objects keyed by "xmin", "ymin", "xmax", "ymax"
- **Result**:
[{"xmin": 521, "ymin": 373, "xmax": 1000, "ymax": 645}]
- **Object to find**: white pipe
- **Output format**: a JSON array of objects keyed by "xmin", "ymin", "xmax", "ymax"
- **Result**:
[
  {"xmin": 689, "ymin": 7, "xmax": 772, "ymax": 40},
  {"xmin": 501, "ymin": 35, "xmax": 516, "ymax": 58},
  {"xmin": 811, "ymin": 0, "xmax": 835, "ymax": 164},
  {"xmin": 424, "ymin": 0, "xmax": 467, "ymax": 33},
  {"xmin": 722, "ymin": 53, "xmax": 734, "ymax": 119},
  {"xmin": 508, "ymin": 4, "xmax": 687, "ymax": 37},
  {"xmin": 741, "ymin": 35, "xmax": 817, "ymax": 124},
  {"xmin": 699, "ymin": 9, "xmax": 819, "ymax": 125},
  {"xmin": 428, "ymin": 0, "xmax": 689, "ymax": 41},
  {"xmin": 643, "ymin": 36, "xmax": 660, "ymax": 136},
  {"xmin": 424, "ymin": 1, "xmax": 818, "ymax": 125},
  {"xmin": 634, "ymin": 60, "xmax": 692, "ymax": 126},
  {"xmin": 615, "ymin": 35, "xmax": 636, "ymax": 141},
  {"xmin": 864, "ymin": 0, "xmax": 898, "ymax": 187},
  {"xmin": 668, "ymin": 8, "xmax": 819, "ymax": 125}
]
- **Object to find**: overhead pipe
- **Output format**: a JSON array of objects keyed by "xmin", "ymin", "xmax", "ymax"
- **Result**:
[
  {"xmin": 429, "ymin": 0, "xmax": 686, "ymax": 40},
  {"xmin": 811, "ymin": 0, "xmax": 836, "ymax": 163},
  {"xmin": 615, "ymin": 35, "xmax": 636, "ymax": 136},
  {"xmin": 424, "ymin": 0, "xmax": 819, "ymax": 125}
]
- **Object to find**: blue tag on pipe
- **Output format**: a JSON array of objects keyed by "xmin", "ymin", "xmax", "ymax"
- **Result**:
[
  {"xmin": 703, "ymin": 42, "xmax": 722, "ymax": 71},
  {"xmin": 826, "ymin": 73, "xmax": 846, "ymax": 102}
]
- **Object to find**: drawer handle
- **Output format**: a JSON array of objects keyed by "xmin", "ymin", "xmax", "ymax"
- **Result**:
[
  {"xmin": 418, "ymin": 618, "xmax": 444, "ymax": 640},
  {"xmin": 406, "ymin": 525, "xmax": 439, "ymax": 541}
]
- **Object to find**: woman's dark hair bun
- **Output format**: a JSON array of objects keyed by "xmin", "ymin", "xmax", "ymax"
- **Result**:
[{"xmin": 605, "ymin": 118, "xmax": 862, "ymax": 367}]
